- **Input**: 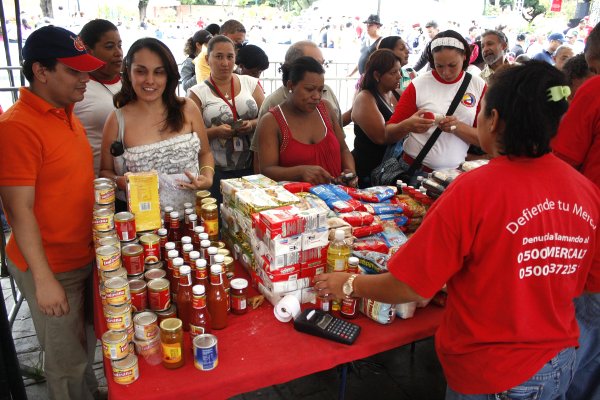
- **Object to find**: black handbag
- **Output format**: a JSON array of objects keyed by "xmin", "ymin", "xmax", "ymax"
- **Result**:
[{"xmin": 370, "ymin": 72, "xmax": 472, "ymax": 186}]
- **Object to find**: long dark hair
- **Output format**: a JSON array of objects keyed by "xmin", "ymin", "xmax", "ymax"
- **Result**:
[
  {"xmin": 427, "ymin": 30, "xmax": 471, "ymax": 71},
  {"xmin": 361, "ymin": 49, "xmax": 400, "ymax": 92},
  {"xmin": 114, "ymin": 38, "xmax": 185, "ymax": 133},
  {"xmin": 484, "ymin": 61, "xmax": 569, "ymax": 157}
]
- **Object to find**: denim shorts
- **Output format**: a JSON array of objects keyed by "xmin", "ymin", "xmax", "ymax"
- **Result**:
[{"xmin": 445, "ymin": 347, "xmax": 576, "ymax": 400}]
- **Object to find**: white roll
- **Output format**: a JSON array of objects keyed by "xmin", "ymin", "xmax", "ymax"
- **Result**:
[{"xmin": 273, "ymin": 294, "xmax": 301, "ymax": 323}]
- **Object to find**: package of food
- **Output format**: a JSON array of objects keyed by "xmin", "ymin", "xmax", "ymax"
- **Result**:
[
  {"xmin": 352, "ymin": 237, "xmax": 388, "ymax": 254},
  {"xmin": 346, "ymin": 186, "xmax": 397, "ymax": 203},
  {"xmin": 294, "ymin": 192, "xmax": 330, "ymax": 212},
  {"xmin": 235, "ymin": 189, "xmax": 279, "ymax": 216},
  {"xmin": 359, "ymin": 298, "xmax": 396, "ymax": 324},
  {"xmin": 395, "ymin": 302, "xmax": 417, "ymax": 319},
  {"xmin": 363, "ymin": 203, "xmax": 404, "ymax": 215},
  {"xmin": 390, "ymin": 195, "xmax": 426, "ymax": 217},
  {"xmin": 259, "ymin": 206, "xmax": 304, "ymax": 238},
  {"xmin": 431, "ymin": 168, "xmax": 462, "ymax": 187},
  {"xmin": 327, "ymin": 217, "xmax": 352, "ymax": 239},
  {"xmin": 351, "ymin": 250, "xmax": 390, "ymax": 274},
  {"xmin": 301, "ymin": 227, "xmax": 329, "ymax": 250},
  {"xmin": 282, "ymin": 181, "xmax": 313, "ymax": 194},
  {"xmin": 295, "ymin": 207, "xmax": 329, "ymax": 231},
  {"xmin": 263, "ymin": 185, "xmax": 300, "ymax": 206},
  {"xmin": 126, "ymin": 171, "xmax": 161, "ymax": 232},
  {"xmin": 375, "ymin": 215, "xmax": 408, "ymax": 228},
  {"xmin": 422, "ymin": 178, "xmax": 445, "ymax": 199},
  {"xmin": 352, "ymin": 224, "xmax": 384, "ymax": 238},
  {"xmin": 460, "ymin": 159, "xmax": 489, "ymax": 172},
  {"xmin": 242, "ymin": 174, "xmax": 278, "ymax": 188},
  {"xmin": 221, "ymin": 178, "xmax": 256, "ymax": 201},
  {"xmin": 375, "ymin": 221, "xmax": 408, "ymax": 248},
  {"xmin": 340, "ymin": 211, "xmax": 375, "ymax": 227}
]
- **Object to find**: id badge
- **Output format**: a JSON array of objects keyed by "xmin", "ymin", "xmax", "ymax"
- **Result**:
[{"xmin": 233, "ymin": 136, "xmax": 244, "ymax": 151}]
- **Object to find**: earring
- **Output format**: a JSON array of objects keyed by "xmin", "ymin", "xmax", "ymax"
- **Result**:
[{"xmin": 288, "ymin": 89, "xmax": 292, "ymax": 93}]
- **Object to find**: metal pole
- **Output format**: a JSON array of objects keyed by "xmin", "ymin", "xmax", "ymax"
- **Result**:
[
  {"xmin": 377, "ymin": 0, "xmax": 381, "ymax": 16},
  {"xmin": 14, "ymin": 0, "xmax": 25, "ymax": 87}
]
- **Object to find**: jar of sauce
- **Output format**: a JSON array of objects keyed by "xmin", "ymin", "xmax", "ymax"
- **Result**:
[
  {"xmin": 159, "ymin": 318, "xmax": 184, "ymax": 369},
  {"xmin": 230, "ymin": 278, "xmax": 248, "ymax": 315},
  {"xmin": 202, "ymin": 204, "xmax": 219, "ymax": 242},
  {"xmin": 207, "ymin": 264, "xmax": 228, "ymax": 330}
]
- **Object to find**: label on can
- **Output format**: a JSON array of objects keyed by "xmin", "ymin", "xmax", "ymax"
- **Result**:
[
  {"xmin": 104, "ymin": 304, "xmax": 132, "ymax": 331},
  {"xmin": 95, "ymin": 183, "xmax": 116, "ymax": 205},
  {"xmin": 122, "ymin": 246, "xmax": 145, "ymax": 276},
  {"xmin": 93, "ymin": 209, "xmax": 115, "ymax": 232},
  {"xmin": 111, "ymin": 354, "xmax": 139, "ymax": 385},
  {"xmin": 148, "ymin": 279, "xmax": 170, "ymax": 311},
  {"xmin": 140, "ymin": 234, "xmax": 160, "ymax": 264},
  {"xmin": 102, "ymin": 331, "xmax": 129, "ymax": 360},
  {"xmin": 104, "ymin": 277, "xmax": 131, "ymax": 305},
  {"xmin": 193, "ymin": 334, "xmax": 218, "ymax": 371},
  {"xmin": 115, "ymin": 212, "xmax": 136, "ymax": 242},
  {"xmin": 96, "ymin": 245, "xmax": 121, "ymax": 272},
  {"xmin": 161, "ymin": 342, "xmax": 182, "ymax": 364},
  {"xmin": 130, "ymin": 289, "xmax": 148, "ymax": 313}
]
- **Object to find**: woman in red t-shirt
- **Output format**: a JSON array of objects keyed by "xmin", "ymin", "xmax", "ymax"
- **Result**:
[{"xmin": 255, "ymin": 56, "xmax": 356, "ymax": 186}]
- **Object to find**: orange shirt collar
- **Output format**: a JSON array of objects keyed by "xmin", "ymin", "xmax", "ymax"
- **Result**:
[{"xmin": 18, "ymin": 87, "xmax": 76, "ymax": 121}]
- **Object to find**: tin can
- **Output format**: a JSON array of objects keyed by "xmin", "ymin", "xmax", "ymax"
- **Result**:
[
  {"xmin": 211, "ymin": 241, "xmax": 226, "ymax": 250},
  {"xmin": 217, "ymin": 248, "xmax": 231, "ymax": 258},
  {"xmin": 133, "ymin": 329, "xmax": 162, "ymax": 366},
  {"xmin": 95, "ymin": 245, "xmax": 121, "ymax": 272},
  {"xmin": 193, "ymin": 334, "xmax": 218, "ymax": 371},
  {"xmin": 144, "ymin": 268, "xmax": 166, "ymax": 282},
  {"xmin": 93, "ymin": 229, "xmax": 118, "ymax": 248},
  {"xmin": 121, "ymin": 244, "xmax": 145, "ymax": 276},
  {"xmin": 145, "ymin": 261, "xmax": 163, "ymax": 271},
  {"xmin": 99, "ymin": 281, "xmax": 107, "ymax": 306},
  {"xmin": 127, "ymin": 273, "xmax": 144, "ymax": 282},
  {"xmin": 102, "ymin": 330, "xmax": 129, "ymax": 360},
  {"xmin": 104, "ymin": 303, "xmax": 132, "ymax": 331},
  {"xmin": 155, "ymin": 304, "xmax": 177, "ymax": 324},
  {"xmin": 147, "ymin": 278, "xmax": 170, "ymax": 311},
  {"xmin": 104, "ymin": 277, "xmax": 131, "ymax": 305},
  {"xmin": 111, "ymin": 354, "xmax": 139, "ymax": 385},
  {"xmin": 93, "ymin": 208, "xmax": 115, "ymax": 232},
  {"xmin": 94, "ymin": 179, "xmax": 116, "ymax": 205},
  {"xmin": 139, "ymin": 234, "xmax": 160, "ymax": 264},
  {"xmin": 133, "ymin": 311, "xmax": 159, "ymax": 340},
  {"xmin": 223, "ymin": 256, "xmax": 234, "ymax": 275},
  {"xmin": 98, "ymin": 236, "xmax": 121, "ymax": 251},
  {"xmin": 101, "ymin": 267, "xmax": 127, "ymax": 283},
  {"xmin": 129, "ymin": 279, "xmax": 147, "ymax": 312},
  {"xmin": 115, "ymin": 212, "xmax": 136, "ymax": 242}
]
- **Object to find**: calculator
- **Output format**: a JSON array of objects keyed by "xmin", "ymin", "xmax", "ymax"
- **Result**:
[{"xmin": 293, "ymin": 308, "xmax": 361, "ymax": 345}]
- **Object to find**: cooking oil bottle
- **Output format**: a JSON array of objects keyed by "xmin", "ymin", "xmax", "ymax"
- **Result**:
[{"xmin": 327, "ymin": 229, "xmax": 351, "ymax": 311}]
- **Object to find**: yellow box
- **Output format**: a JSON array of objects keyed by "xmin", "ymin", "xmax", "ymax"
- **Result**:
[{"xmin": 126, "ymin": 171, "xmax": 161, "ymax": 232}]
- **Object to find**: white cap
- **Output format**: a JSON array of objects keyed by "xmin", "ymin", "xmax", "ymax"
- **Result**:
[
  {"xmin": 348, "ymin": 256, "xmax": 359, "ymax": 265},
  {"xmin": 334, "ymin": 228, "xmax": 345, "ymax": 241},
  {"xmin": 214, "ymin": 254, "xmax": 224, "ymax": 263},
  {"xmin": 180, "ymin": 265, "xmax": 191, "ymax": 275},
  {"xmin": 164, "ymin": 206, "xmax": 174, "ymax": 213},
  {"xmin": 192, "ymin": 284, "xmax": 205, "ymax": 295},
  {"xmin": 199, "ymin": 233, "xmax": 209, "ymax": 241},
  {"xmin": 167, "ymin": 249, "xmax": 179, "ymax": 258},
  {"xmin": 165, "ymin": 242, "xmax": 176, "ymax": 250},
  {"xmin": 181, "ymin": 236, "xmax": 192, "ymax": 244},
  {"xmin": 169, "ymin": 211, "xmax": 179, "ymax": 219},
  {"xmin": 201, "ymin": 239, "xmax": 211, "ymax": 248},
  {"xmin": 183, "ymin": 243, "xmax": 194, "ymax": 252},
  {"xmin": 196, "ymin": 259, "xmax": 207, "ymax": 268},
  {"xmin": 230, "ymin": 278, "xmax": 248, "ymax": 290},
  {"xmin": 210, "ymin": 264, "xmax": 223, "ymax": 274},
  {"xmin": 396, "ymin": 180, "xmax": 403, "ymax": 186},
  {"xmin": 189, "ymin": 214, "xmax": 198, "ymax": 221},
  {"xmin": 157, "ymin": 228, "xmax": 167, "ymax": 235},
  {"xmin": 194, "ymin": 226, "xmax": 205, "ymax": 234},
  {"xmin": 189, "ymin": 251, "xmax": 200, "ymax": 260},
  {"xmin": 173, "ymin": 257, "xmax": 184, "ymax": 266},
  {"xmin": 184, "ymin": 208, "xmax": 194, "ymax": 215},
  {"xmin": 184, "ymin": 202, "xmax": 193, "ymax": 209},
  {"xmin": 207, "ymin": 246, "xmax": 217, "ymax": 255}
]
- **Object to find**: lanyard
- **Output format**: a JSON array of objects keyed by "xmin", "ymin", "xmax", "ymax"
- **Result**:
[{"xmin": 209, "ymin": 76, "xmax": 239, "ymax": 120}]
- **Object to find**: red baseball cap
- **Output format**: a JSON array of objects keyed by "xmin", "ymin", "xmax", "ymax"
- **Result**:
[{"xmin": 22, "ymin": 25, "xmax": 105, "ymax": 72}]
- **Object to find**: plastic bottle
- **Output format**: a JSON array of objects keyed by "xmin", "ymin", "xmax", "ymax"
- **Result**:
[
  {"xmin": 171, "ymin": 257, "xmax": 183, "ymax": 299},
  {"xmin": 189, "ymin": 284, "xmax": 211, "ymax": 337},
  {"xmin": 214, "ymin": 254, "xmax": 230, "ymax": 311},
  {"xmin": 327, "ymin": 229, "xmax": 351, "ymax": 312},
  {"xmin": 207, "ymin": 264, "xmax": 228, "ymax": 330},
  {"xmin": 176, "ymin": 265, "xmax": 193, "ymax": 331},
  {"xmin": 340, "ymin": 257, "xmax": 359, "ymax": 319}
]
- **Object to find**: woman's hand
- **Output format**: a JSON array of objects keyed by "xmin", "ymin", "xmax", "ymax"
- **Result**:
[
  {"xmin": 314, "ymin": 272, "xmax": 352, "ymax": 301},
  {"xmin": 301, "ymin": 166, "xmax": 334, "ymax": 185},
  {"xmin": 333, "ymin": 169, "xmax": 358, "ymax": 187},
  {"xmin": 178, "ymin": 170, "xmax": 212, "ymax": 190},
  {"xmin": 217, "ymin": 123, "xmax": 235, "ymax": 140},
  {"xmin": 235, "ymin": 120, "xmax": 254, "ymax": 135},
  {"xmin": 406, "ymin": 110, "xmax": 435, "ymax": 134},
  {"xmin": 439, "ymin": 116, "xmax": 459, "ymax": 133}
]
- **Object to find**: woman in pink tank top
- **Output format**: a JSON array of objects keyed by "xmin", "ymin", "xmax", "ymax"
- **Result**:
[{"xmin": 255, "ymin": 56, "xmax": 356, "ymax": 186}]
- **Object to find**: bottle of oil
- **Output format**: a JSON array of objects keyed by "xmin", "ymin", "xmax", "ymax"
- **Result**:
[{"xmin": 327, "ymin": 229, "xmax": 351, "ymax": 312}]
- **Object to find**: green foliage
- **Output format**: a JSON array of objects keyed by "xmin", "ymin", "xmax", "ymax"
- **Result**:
[
  {"xmin": 499, "ymin": 0, "xmax": 514, "ymax": 9},
  {"xmin": 181, "ymin": 0, "xmax": 216, "ymax": 4},
  {"xmin": 237, "ymin": 0, "xmax": 316, "ymax": 13},
  {"xmin": 521, "ymin": 0, "xmax": 547, "ymax": 23}
]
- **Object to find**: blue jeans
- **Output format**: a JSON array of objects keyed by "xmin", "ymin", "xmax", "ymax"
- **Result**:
[
  {"xmin": 567, "ymin": 294, "xmax": 600, "ymax": 400},
  {"xmin": 445, "ymin": 347, "xmax": 576, "ymax": 400}
]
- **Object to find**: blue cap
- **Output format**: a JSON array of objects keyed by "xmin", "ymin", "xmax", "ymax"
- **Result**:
[
  {"xmin": 548, "ymin": 32, "xmax": 565, "ymax": 43},
  {"xmin": 22, "ymin": 25, "xmax": 105, "ymax": 72}
]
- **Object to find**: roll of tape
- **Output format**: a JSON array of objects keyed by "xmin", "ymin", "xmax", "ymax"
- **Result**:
[{"xmin": 273, "ymin": 294, "xmax": 301, "ymax": 323}]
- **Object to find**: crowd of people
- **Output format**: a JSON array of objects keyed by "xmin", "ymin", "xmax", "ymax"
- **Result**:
[{"xmin": 0, "ymin": 10, "xmax": 599, "ymax": 400}]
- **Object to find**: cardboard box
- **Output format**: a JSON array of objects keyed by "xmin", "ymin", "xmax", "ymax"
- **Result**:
[
  {"xmin": 259, "ymin": 206, "xmax": 304, "ymax": 239},
  {"xmin": 126, "ymin": 171, "xmax": 161, "ymax": 232},
  {"xmin": 301, "ymin": 227, "xmax": 329, "ymax": 250}
]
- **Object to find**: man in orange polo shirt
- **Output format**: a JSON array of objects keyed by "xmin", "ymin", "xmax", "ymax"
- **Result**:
[{"xmin": 0, "ymin": 26, "xmax": 104, "ymax": 400}]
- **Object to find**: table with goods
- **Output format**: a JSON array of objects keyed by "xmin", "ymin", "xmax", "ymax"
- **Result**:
[{"xmin": 91, "ymin": 163, "xmax": 487, "ymax": 399}]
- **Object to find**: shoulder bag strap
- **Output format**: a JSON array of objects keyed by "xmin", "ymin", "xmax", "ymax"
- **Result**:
[
  {"xmin": 115, "ymin": 108, "xmax": 125, "ymax": 144},
  {"xmin": 403, "ymin": 72, "xmax": 472, "ymax": 175}
]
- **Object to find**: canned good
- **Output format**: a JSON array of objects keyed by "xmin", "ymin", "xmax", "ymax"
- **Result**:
[
  {"xmin": 104, "ymin": 277, "xmax": 131, "ymax": 305},
  {"xmin": 95, "ymin": 245, "xmax": 121, "ymax": 272},
  {"xmin": 201, "ymin": 197, "xmax": 217, "ymax": 206},
  {"xmin": 139, "ymin": 234, "xmax": 160, "ymax": 264},
  {"xmin": 155, "ymin": 304, "xmax": 177, "ymax": 324},
  {"xmin": 211, "ymin": 241, "xmax": 226, "ymax": 250},
  {"xmin": 99, "ymin": 281, "xmax": 107, "ymax": 306},
  {"xmin": 98, "ymin": 236, "xmax": 121, "ymax": 251},
  {"xmin": 121, "ymin": 244, "xmax": 145, "ymax": 276},
  {"xmin": 102, "ymin": 330, "xmax": 129, "ymax": 360},
  {"xmin": 127, "ymin": 273, "xmax": 144, "ymax": 281},
  {"xmin": 104, "ymin": 303, "xmax": 132, "ymax": 331},
  {"xmin": 129, "ymin": 279, "xmax": 148, "ymax": 312},
  {"xmin": 93, "ymin": 208, "xmax": 115, "ymax": 232},
  {"xmin": 223, "ymin": 256, "xmax": 234, "ymax": 275},
  {"xmin": 145, "ymin": 261, "xmax": 163, "ymax": 271},
  {"xmin": 95, "ymin": 180, "xmax": 116, "ymax": 205},
  {"xmin": 133, "ymin": 311, "xmax": 159, "ymax": 340},
  {"xmin": 133, "ymin": 329, "xmax": 162, "ymax": 366},
  {"xmin": 93, "ymin": 201, "xmax": 115, "ymax": 213},
  {"xmin": 115, "ymin": 212, "xmax": 136, "ymax": 242},
  {"xmin": 101, "ymin": 267, "xmax": 127, "ymax": 283},
  {"xmin": 111, "ymin": 354, "xmax": 139, "ymax": 385},
  {"xmin": 93, "ymin": 229, "xmax": 118, "ymax": 248},
  {"xmin": 193, "ymin": 334, "xmax": 218, "ymax": 371},
  {"xmin": 144, "ymin": 268, "xmax": 166, "ymax": 282},
  {"xmin": 147, "ymin": 278, "xmax": 170, "ymax": 311},
  {"xmin": 217, "ymin": 248, "xmax": 231, "ymax": 257}
]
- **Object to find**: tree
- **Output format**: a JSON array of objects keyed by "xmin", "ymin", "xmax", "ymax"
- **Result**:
[
  {"xmin": 180, "ymin": 0, "xmax": 216, "ymax": 4},
  {"xmin": 521, "ymin": 0, "xmax": 547, "ymax": 23},
  {"xmin": 139, "ymin": 0, "xmax": 148, "ymax": 23},
  {"xmin": 40, "ymin": 0, "xmax": 53, "ymax": 18}
]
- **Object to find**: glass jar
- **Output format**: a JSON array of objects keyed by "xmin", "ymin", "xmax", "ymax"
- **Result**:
[
  {"xmin": 202, "ymin": 204, "xmax": 219, "ymax": 242},
  {"xmin": 230, "ymin": 278, "xmax": 248, "ymax": 315},
  {"xmin": 159, "ymin": 318, "xmax": 184, "ymax": 369}
]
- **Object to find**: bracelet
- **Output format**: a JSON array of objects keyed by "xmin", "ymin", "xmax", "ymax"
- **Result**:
[{"xmin": 199, "ymin": 165, "xmax": 215, "ymax": 175}]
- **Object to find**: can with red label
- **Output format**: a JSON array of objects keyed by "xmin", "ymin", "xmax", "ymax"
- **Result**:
[
  {"xmin": 121, "ymin": 244, "xmax": 145, "ymax": 276},
  {"xmin": 139, "ymin": 234, "xmax": 160, "ymax": 264},
  {"xmin": 148, "ymin": 278, "xmax": 170, "ymax": 311},
  {"xmin": 129, "ymin": 279, "xmax": 148, "ymax": 312},
  {"xmin": 105, "ymin": 277, "xmax": 131, "ymax": 305},
  {"xmin": 115, "ymin": 212, "xmax": 136, "ymax": 242}
]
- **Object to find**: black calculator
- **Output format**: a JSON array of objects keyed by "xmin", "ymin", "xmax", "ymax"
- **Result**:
[{"xmin": 293, "ymin": 308, "xmax": 361, "ymax": 345}]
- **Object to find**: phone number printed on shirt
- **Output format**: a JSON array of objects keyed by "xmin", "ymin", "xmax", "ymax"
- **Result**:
[{"xmin": 519, "ymin": 263, "xmax": 579, "ymax": 279}]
